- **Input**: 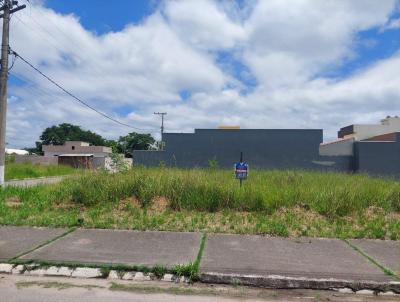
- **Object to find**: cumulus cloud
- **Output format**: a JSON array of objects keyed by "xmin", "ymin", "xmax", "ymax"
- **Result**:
[
  {"xmin": 381, "ymin": 18, "xmax": 400, "ymax": 30},
  {"xmin": 163, "ymin": 0, "xmax": 246, "ymax": 49},
  {"xmin": 3, "ymin": 0, "xmax": 400, "ymax": 148}
]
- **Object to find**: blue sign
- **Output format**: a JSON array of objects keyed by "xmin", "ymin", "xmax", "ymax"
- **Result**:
[{"xmin": 235, "ymin": 162, "xmax": 248, "ymax": 180}]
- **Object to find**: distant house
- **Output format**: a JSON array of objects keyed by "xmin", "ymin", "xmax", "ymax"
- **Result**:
[
  {"xmin": 42, "ymin": 141, "xmax": 112, "ymax": 169},
  {"xmin": 42, "ymin": 141, "xmax": 112, "ymax": 157},
  {"xmin": 320, "ymin": 116, "xmax": 400, "ymax": 156},
  {"xmin": 16, "ymin": 141, "xmax": 131, "ymax": 170}
]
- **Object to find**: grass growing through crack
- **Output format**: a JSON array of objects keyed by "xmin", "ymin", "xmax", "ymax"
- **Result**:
[
  {"xmin": 10, "ymin": 259, "xmax": 197, "ymax": 280},
  {"xmin": 1, "ymin": 168, "xmax": 400, "ymax": 239}
]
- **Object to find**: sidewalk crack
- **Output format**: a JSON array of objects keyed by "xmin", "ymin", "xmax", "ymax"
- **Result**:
[
  {"xmin": 343, "ymin": 239, "xmax": 399, "ymax": 280},
  {"xmin": 8, "ymin": 227, "xmax": 77, "ymax": 263}
]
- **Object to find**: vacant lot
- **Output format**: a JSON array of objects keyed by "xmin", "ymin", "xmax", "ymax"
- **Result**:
[
  {"xmin": 5, "ymin": 162, "xmax": 76, "ymax": 181},
  {"xmin": 1, "ymin": 168, "xmax": 399, "ymax": 239}
]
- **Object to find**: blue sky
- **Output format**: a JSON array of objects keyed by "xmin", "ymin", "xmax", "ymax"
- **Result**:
[
  {"xmin": 45, "ymin": 0, "xmax": 158, "ymax": 34},
  {"xmin": 5, "ymin": 0, "xmax": 400, "ymax": 147}
]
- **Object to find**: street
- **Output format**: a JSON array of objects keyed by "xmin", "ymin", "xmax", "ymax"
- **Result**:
[{"xmin": 0, "ymin": 274, "xmax": 398, "ymax": 302}]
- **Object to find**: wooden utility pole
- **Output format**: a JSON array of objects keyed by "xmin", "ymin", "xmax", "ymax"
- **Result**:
[{"xmin": 0, "ymin": 0, "xmax": 25, "ymax": 186}]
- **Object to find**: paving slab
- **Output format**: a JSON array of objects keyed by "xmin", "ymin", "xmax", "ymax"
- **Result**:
[
  {"xmin": 350, "ymin": 239, "xmax": 400, "ymax": 275},
  {"xmin": 0, "ymin": 226, "xmax": 68, "ymax": 261},
  {"xmin": 201, "ymin": 234, "xmax": 393, "ymax": 282},
  {"xmin": 21, "ymin": 229, "xmax": 201, "ymax": 268}
]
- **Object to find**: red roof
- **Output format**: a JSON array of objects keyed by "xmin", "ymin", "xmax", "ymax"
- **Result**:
[{"xmin": 362, "ymin": 132, "xmax": 397, "ymax": 142}]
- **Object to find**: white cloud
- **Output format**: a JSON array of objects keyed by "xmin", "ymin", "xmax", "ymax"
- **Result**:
[
  {"xmin": 3, "ymin": 0, "xmax": 400, "ymax": 148},
  {"xmin": 163, "ymin": 0, "xmax": 246, "ymax": 50},
  {"xmin": 243, "ymin": 0, "xmax": 396, "ymax": 87},
  {"xmin": 381, "ymin": 18, "xmax": 400, "ymax": 30}
]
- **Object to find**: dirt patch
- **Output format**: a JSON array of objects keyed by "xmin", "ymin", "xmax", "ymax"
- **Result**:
[
  {"xmin": 119, "ymin": 196, "xmax": 140, "ymax": 210},
  {"xmin": 5, "ymin": 196, "xmax": 22, "ymax": 208},
  {"xmin": 364, "ymin": 206, "xmax": 386, "ymax": 218},
  {"xmin": 149, "ymin": 196, "xmax": 170, "ymax": 213}
]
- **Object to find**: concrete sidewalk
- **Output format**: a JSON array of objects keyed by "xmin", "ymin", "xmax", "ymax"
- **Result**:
[{"xmin": 0, "ymin": 226, "xmax": 399, "ymax": 293}]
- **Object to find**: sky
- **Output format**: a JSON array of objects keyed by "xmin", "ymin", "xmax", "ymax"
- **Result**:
[{"xmin": 4, "ymin": 0, "xmax": 400, "ymax": 148}]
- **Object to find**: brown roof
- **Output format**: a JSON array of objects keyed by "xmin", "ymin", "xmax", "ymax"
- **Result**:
[
  {"xmin": 320, "ymin": 137, "xmax": 353, "ymax": 146},
  {"xmin": 362, "ymin": 132, "xmax": 397, "ymax": 142}
]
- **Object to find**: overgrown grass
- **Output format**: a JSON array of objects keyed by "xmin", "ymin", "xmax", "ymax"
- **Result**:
[
  {"xmin": 1, "ymin": 168, "xmax": 400, "ymax": 239},
  {"xmin": 5, "ymin": 162, "xmax": 76, "ymax": 180}
]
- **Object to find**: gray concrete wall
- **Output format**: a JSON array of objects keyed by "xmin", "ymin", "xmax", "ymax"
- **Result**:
[
  {"xmin": 15, "ymin": 155, "xmax": 58, "ymax": 166},
  {"xmin": 354, "ymin": 135, "xmax": 400, "ymax": 177},
  {"xmin": 134, "ymin": 129, "xmax": 353, "ymax": 172},
  {"xmin": 319, "ymin": 138, "xmax": 355, "ymax": 156}
]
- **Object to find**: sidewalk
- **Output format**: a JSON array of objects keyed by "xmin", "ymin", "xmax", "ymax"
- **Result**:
[{"xmin": 0, "ymin": 226, "xmax": 399, "ymax": 293}]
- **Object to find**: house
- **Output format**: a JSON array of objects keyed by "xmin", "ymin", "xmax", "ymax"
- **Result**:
[
  {"xmin": 17, "ymin": 141, "xmax": 132, "ymax": 170},
  {"xmin": 319, "ymin": 116, "xmax": 400, "ymax": 176},
  {"xmin": 42, "ymin": 141, "xmax": 112, "ymax": 157},
  {"xmin": 42, "ymin": 141, "xmax": 113, "ymax": 169},
  {"xmin": 320, "ymin": 116, "xmax": 400, "ymax": 156}
]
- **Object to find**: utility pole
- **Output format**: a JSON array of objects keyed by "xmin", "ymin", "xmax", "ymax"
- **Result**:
[
  {"xmin": 0, "ymin": 0, "xmax": 25, "ymax": 186},
  {"xmin": 154, "ymin": 112, "xmax": 166, "ymax": 150}
]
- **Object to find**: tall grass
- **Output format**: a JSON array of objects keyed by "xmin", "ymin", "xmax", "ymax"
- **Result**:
[
  {"xmin": 5, "ymin": 163, "xmax": 77, "ymax": 181},
  {"xmin": 48, "ymin": 168, "xmax": 400, "ymax": 218},
  {"xmin": 1, "ymin": 168, "xmax": 400, "ymax": 238}
]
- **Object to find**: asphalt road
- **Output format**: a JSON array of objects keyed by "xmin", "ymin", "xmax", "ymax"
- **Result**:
[{"xmin": 0, "ymin": 274, "xmax": 398, "ymax": 302}]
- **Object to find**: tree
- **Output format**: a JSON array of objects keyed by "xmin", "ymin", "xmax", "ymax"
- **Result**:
[
  {"xmin": 29, "ymin": 123, "xmax": 108, "ymax": 154},
  {"xmin": 27, "ymin": 124, "xmax": 155, "ymax": 157},
  {"xmin": 40, "ymin": 123, "xmax": 106, "ymax": 146},
  {"xmin": 117, "ymin": 132, "xmax": 155, "ymax": 157}
]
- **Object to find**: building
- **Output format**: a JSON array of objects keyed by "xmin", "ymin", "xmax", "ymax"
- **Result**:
[
  {"xmin": 320, "ymin": 116, "xmax": 400, "ymax": 156},
  {"xmin": 134, "ymin": 128, "xmax": 351, "ymax": 171},
  {"xmin": 17, "ymin": 141, "xmax": 132, "ymax": 170},
  {"xmin": 338, "ymin": 116, "xmax": 400, "ymax": 141},
  {"xmin": 40, "ymin": 141, "xmax": 112, "ymax": 169},
  {"xmin": 134, "ymin": 117, "xmax": 400, "ymax": 177},
  {"xmin": 42, "ymin": 141, "xmax": 112, "ymax": 157}
]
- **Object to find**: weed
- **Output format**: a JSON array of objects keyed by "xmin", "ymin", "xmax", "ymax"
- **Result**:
[
  {"xmin": 100, "ymin": 267, "xmax": 111, "ymax": 278},
  {"xmin": 2, "ymin": 168, "xmax": 400, "ymax": 239},
  {"xmin": 152, "ymin": 264, "xmax": 167, "ymax": 278}
]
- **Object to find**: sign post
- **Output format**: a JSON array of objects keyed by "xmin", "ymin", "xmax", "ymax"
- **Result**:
[{"xmin": 234, "ymin": 152, "xmax": 248, "ymax": 187}]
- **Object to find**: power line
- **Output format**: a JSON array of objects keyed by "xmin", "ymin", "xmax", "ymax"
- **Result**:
[
  {"xmin": 10, "ymin": 48, "xmax": 157, "ymax": 132},
  {"xmin": 15, "ymin": 7, "xmax": 119, "ymax": 88},
  {"xmin": 0, "ymin": 0, "xmax": 26, "ymax": 186}
]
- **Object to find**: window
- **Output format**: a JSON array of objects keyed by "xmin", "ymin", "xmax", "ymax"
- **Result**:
[{"xmin": 72, "ymin": 146, "xmax": 75, "ymax": 150}]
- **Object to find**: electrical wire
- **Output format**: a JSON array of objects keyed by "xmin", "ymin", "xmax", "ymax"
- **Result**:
[{"xmin": 9, "ymin": 49, "xmax": 158, "ymax": 131}]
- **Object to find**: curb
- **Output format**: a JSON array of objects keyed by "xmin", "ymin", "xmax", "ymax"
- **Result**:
[
  {"xmin": 0, "ymin": 263, "xmax": 189, "ymax": 284},
  {"xmin": 3, "ymin": 262, "xmax": 400, "ymax": 295},
  {"xmin": 199, "ymin": 272, "xmax": 400, "ymax": 294}
]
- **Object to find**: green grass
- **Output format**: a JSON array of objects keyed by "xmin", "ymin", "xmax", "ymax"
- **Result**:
[
  {"xmin": 1, "ymin": 168, "xmax": 400, "ymax": 239},
  {"xmin": 5, "ymin": 162, "xmax": 76, "ymax": 181}
]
